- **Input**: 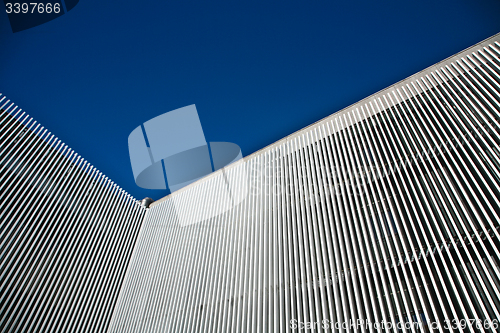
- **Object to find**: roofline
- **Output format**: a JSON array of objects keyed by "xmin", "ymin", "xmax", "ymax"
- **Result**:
[{"xmin": 149, "ymin": 31, "xmax": 500, "ymax": 208}]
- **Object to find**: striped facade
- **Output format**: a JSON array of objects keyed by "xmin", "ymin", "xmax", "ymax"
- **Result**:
[
  {"xmin": 109, "ymin": 33, "xmax": 500, "ymax": 332},
  {"xmin": 0, "ymin": 103, "xmax": 147, "ymax": 332},
  {"xmin": 1, "ymin": 32, "xmax": 500, "ymax": 333}
]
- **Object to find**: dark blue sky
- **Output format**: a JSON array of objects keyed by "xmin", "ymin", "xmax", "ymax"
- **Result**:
[{"xmin": 2, "ymin": 0, "xmax": 500, "ymax": 200}]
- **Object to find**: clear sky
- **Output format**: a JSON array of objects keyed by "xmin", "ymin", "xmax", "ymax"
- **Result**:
[{"xmin": 2, "ymin": 0, "xmax": 500, "ymax": 201}]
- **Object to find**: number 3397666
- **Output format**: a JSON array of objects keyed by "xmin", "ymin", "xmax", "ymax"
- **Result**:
[{"xmin": 5, "ymin": 3, "xmax": 61, "ymax": 14}]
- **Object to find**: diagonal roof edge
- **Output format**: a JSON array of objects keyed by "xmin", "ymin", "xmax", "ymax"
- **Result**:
[{"xmin": 149, "ymin": 31, "xmax": 500, "ymax": 208}]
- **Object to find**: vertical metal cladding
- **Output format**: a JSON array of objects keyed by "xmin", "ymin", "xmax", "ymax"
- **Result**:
[
  {"xmin": 0, "ymin": 102, "xmax": 146, "ymax": 332},
  {"xmin": 109, "ymin": 34, "xmax": 500, "ymax": 332}
]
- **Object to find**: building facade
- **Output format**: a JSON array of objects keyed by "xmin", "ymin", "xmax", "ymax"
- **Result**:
[
  {"xmin": 1, "ymin": 32, "xmax": 500, "ymax": 332},
  {"xmin": 0, "ymin": 106, "xmax": 146, "ymax": 332},
  {"xmin": 109, "ymin": 34, "xmax": 500, "ymax": 332}
]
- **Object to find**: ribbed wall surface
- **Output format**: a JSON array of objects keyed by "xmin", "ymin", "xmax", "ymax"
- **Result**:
[
  {"xmin": 0, "ymin": 101, "xmax": 147, "ymax": 332},
  {"xmin": 110, "ymin": 35, "xmax": 500, "ymax": 332}
]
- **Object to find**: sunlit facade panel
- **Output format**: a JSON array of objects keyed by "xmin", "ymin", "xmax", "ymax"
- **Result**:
[{"xmin": 109, "ymin": 35, "xmax": 500, "ymax": 332}]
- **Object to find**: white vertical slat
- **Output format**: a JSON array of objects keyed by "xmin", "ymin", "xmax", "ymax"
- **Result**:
[
  {"xmin": 214, "ymin": 170, "xmax": 239, "ymax": 333},
  {"xmin": 311, "ymin": 127, "xmax": 340, "ymax": 329},
  {"xmin": 301, "ymin": 132, "xmax": 330, "ymax": 332},
  {"xmin": 284, "ymin": 139, "xmax": 307, "ymax": 330},
  {"xmin": 294, "ymin": 136, "xmax": 321, "ymax": 329},
  {"xmin": 244, "ymin": 156, "xmax": 259, "ymax": 333},
  {"xmin": 182, "ymin": 178, "xmax": 216, "ymax": 333},
  {"xmin": 288, "ymin": 138, "xmax": 314, "ymax": 329},
  {"xmin": 277, "ymin": 144, "xmax": 291, "ymax": 333},
  {"xmin": 310, "ymin": 131, "xmax": 336, "ymax": 331},
  {"xmin": 226, "ymin": 163, "xmax": 247, "ymax": 332}
]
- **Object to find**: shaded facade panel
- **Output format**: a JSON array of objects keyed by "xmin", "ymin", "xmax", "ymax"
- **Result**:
[
  {"xmin": 0, "ymin": 105, "xmax": 146, "ymax": 332},
  {"xmin": 109, "ymin": 34, "xmax": 500, "ymax": 332}
]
